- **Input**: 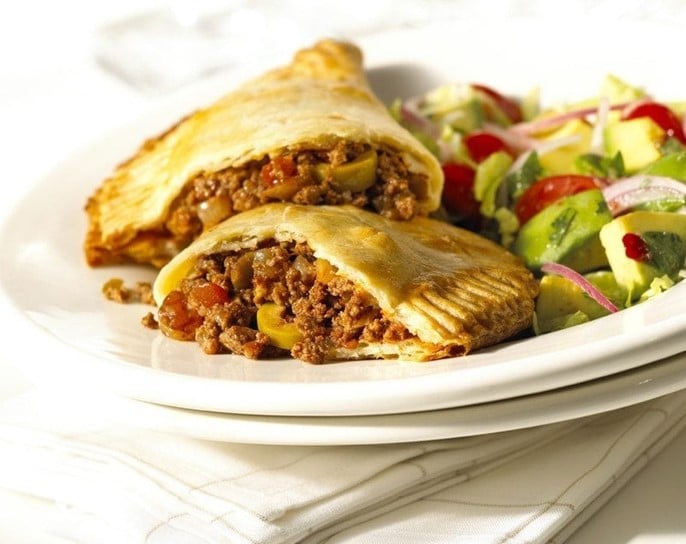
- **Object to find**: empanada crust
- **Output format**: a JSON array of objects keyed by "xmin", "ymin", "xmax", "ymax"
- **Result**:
[
  {"xmin": 154, "ymin": 204, "xmax": 538, "ymax": 361},
  {"xmin": 85, "ymin": 40, "xmax": 442, "ymax": 267}
]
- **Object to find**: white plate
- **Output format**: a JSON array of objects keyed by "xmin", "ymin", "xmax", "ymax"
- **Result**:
[
  {"xmin": 1, "ymin": 20, "xmax": 686, "ymax": 417},
  {"xmin": 20, "ymin": 348, "xmax": 686, "ymax": 446}
]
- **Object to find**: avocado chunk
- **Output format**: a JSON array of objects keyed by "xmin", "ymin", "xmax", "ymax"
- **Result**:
[
  {"xmin": 422, "ymin": 84, "xmax": 485, "ymax": 132},
  {"xmin": 513, "ymin": 189, "xmax": 612, "ymax": 272},
  {"xmin": 451, "ymin": 98, "xmax": 487, "ymax": 132},
  {"xmin": 640, "ymin": 151, "xmax": 686, "ymax": 182},
  {"xmin": 604, "ymin": 117, "xmax": 665, "ymax": 173},
  {"xmin": 535, "ymin": 274, "xmax": 611, "ymax": 333},
  {"xmin": 599, "ymin": 210, "xmax": 686, "ymax": 300},
  {"xmin": 474, "ymin": 150, "xmax": 513, "ymax": 217},
  {"xmin": 538, "ymin": 119, "xmax": 593, "ymax": 175},
  {"xmin": 558, "ymin": 235, "xmax": 609, "ymax": 273},
  {"xmin": 584, "ymin": 270, "xmax": 628, "ymax": 307},
  {"xmin": 599, "ymin": 74, "xmax": 645, "ymax": 104},
  {"xmin": 563, "ymin": 74, "xmax": 645, "ymax": 111}
]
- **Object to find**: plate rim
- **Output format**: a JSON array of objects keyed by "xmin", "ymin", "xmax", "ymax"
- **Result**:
[{"xmin": 33, "ymin": 348, "xmax": 686, "ymax": 445}]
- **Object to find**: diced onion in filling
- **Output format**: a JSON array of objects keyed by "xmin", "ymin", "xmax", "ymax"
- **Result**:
[
  {"xmin": 157, "ymin": 240, "xmax": 414, "ymax": 363},
  {"xmin": 160, "ymin": 143, "xmax": 428, "ymax": 264}
]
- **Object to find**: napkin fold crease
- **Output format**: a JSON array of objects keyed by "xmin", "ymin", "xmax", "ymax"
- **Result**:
[{"xmin": 1, "ymin": 387, "xmax": 686, "ymax": 544}]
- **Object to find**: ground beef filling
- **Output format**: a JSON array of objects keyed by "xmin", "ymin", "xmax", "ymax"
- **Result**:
[
  {"xmin": 163, "ymin": 142, "xmax": 428, "ymax": 252},
  {"xmin": 157, "ymin": 240, "xmax": 415, "ymax": 363},
  {"xmin": 102, "ymin": 278, "xmax": 155, "ymax": 305}
]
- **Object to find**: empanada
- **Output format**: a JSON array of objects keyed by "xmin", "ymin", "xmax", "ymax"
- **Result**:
[
  {"xmin": 85, "ymin": 39, "xmax": 443, "ymax": 268},
  {"xmin": 152, "ymin": 204, "xmax": 538, "ymax": 363}
]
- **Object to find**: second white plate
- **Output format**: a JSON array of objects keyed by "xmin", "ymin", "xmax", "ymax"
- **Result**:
[{"xmin": 15, "ymin": 348, "xmax": 686, "ymax": 446}]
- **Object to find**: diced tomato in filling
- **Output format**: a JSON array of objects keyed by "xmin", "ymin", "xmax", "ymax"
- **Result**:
[
  {"xmin": 188, "ymin": 282, "xmax": 229, "ymax": 308},
  {"xmin": 155, "ymin": 241, "xmax": 415, "ymax": 363},
  {"xmin": 157, "ymin": 290, "xmax": 203, "ymax": 340},
  {"xmin": 260, "ymin": 156, "xmax": 298, "ymax": 188}
]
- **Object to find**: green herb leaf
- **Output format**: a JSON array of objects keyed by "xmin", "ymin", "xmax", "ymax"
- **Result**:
[
  {"xmin": 549, "ymin": 208, "xmax": 577, "ymax": 246},
  {"xmin": 660, "ymin": 137, "xmax": 686, "ymax": 155},
  {"xmin": 575, "ymin": 151, "xmax": 625, "ymax": 179},
  {"xmin": 388, "ymin": 98, "xmax": 402, "ymax": 123},
  {"xmin": 642, "ymin": 231, "xmax": 686, "ymax": 278},
  {"xmin": 636, "ymin": 198, "xmax": 686, "ymax": 213},
  {"xmin": 505, "ymin": 151, "xmax": 543, "ymax": 200},
  {"xmin": 410, "ymin": 130, "xmax": 440, "ymax": 158},
  {"xmin": 595, "ymin": 197, "xmax": 610, "ymax": 215}
]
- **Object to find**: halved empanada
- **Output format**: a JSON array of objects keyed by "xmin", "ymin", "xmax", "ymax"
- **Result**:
[
  {"xmin": 152, "ymin": 204, "xmax": 538, "ymax": 363},
  {"xmin": 85, "ymin": 39, "xmax": 443, "ymax": 268}
]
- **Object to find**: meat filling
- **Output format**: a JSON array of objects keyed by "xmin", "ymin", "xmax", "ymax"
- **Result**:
[
  {"xmin": 157, "ymin": 240, "xmax": 415, "ymax": 363},
  {"xmin": 163, "ymin": 142, "xmax": 428, "ymax": 255}
]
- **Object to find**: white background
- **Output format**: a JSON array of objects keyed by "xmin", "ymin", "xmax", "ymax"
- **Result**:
[{"xmin": 2, "ymin": 1, "xmax": 686, "ymax": 542}]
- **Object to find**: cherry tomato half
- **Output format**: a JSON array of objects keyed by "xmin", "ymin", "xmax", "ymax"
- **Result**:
[
  {"xmin": 464, "ymin": 131, "xmax": 510, "ymax": 163},
  {"xmin": 621, "ymin": 101, "xmax": 686, "ymax": 144},
  {"xmin": 441, "ymin": 162, "xmax": 480, "ymax": 222},
  {"xmin": 472, "ymin": 83, "xmax": 523, "ymax": 124},
  {"xmin": 514, "ymin": 174, "xmax": 601, "ymax": 225}
]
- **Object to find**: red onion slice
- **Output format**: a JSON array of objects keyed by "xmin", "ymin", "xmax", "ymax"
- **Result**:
[
  {"xmin": 400, "ymin": 99, "xmax": 441, "ymax": 139},
  {"xmin": 601, "ymin": 175, "xmax": 686, "ymax": 215},
  {"xmin": 482, "ymin": 122, "xmax": 538, "ymax": 153},
  {"xmin": 511, "ymin": 102, "xmax": 632, "ymax": 135},
  {"xmin": 541, "ymin": 262, "xmax": 620, "ymax": 314},
  {"xmin": 589, "ymin": 97, "xmax": 610, "ymax": 154}
]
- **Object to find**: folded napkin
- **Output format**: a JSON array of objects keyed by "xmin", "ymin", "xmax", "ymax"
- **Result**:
[{"xmin": 1, "ymin": 387, "xmax": 686, "ymax": 544}]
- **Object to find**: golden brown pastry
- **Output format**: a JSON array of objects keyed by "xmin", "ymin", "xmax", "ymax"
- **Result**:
[
  {"xmin": 152, "ymin": 204, "xmax": 538, "ymax": 363},
  {"xmin": 85, "ymin": 39, "xmax": 443, "ymax": 268}
]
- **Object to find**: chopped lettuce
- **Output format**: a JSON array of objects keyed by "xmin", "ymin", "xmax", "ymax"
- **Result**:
[
  {"xmin": 639, "ymin": 275, "xmax": 676, "ymax": 303},
  {"xmin": 534, "ymin": 310, "xmax": 590, "ymax": 335}
]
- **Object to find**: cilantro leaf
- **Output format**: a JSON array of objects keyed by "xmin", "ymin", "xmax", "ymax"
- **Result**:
[
  {"xmin": 505, "ymin": 151, "xmax": 543, "ymax": 200},
  {"xmin": 575, "ymin": 151, "xmax": 625, "ymax": 179},
  {"xmin": 642, "ymin": 231, "xmax": 686, "ymax": 278},
  {"xmin": 660, "ymin": 137, "xmax": 686, "ymax": 155},
  {"xmin": 549, "ymin": 208, "xmax": 577, "ymax": 247}
]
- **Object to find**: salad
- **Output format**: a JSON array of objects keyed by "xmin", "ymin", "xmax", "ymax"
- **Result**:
[{"xmin": 392, "ymin": 75, "xmax": 686, "ymax": 334}]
